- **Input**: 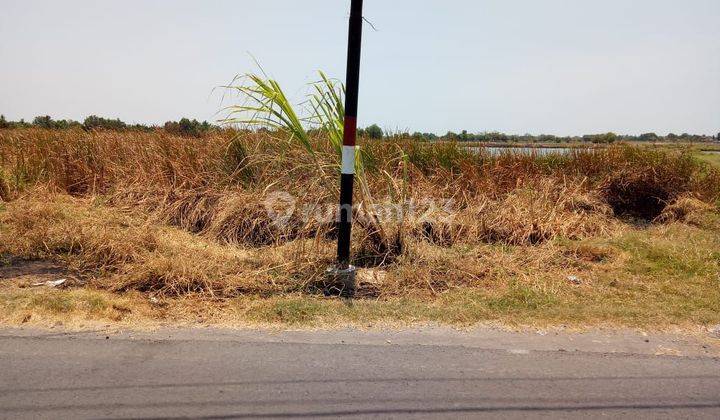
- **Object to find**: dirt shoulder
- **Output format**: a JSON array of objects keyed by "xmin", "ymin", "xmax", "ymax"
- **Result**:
[{"xmin": 2, "ymin": 324, "xmax": 719, "ymax": 359}]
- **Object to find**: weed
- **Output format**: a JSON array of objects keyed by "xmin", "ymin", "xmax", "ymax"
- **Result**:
[
  {"xmin": 30, "ymin": 294, "xmax": 75, "ymax": 314},
  {"xmin": 487, "ymin": 282, "xmax": 557, "ymax": 312}
]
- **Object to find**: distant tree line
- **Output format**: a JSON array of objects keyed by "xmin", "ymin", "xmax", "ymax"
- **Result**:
[
  {"xmin": 1, "ymin": 115, "xmax": 717, "ymax": 143},
  {"xmin": 359, "ymin": 126, "xmax": 719, "ymax": 144},
  {"xmin": 0, "ymin": 114, "xmax": 218, "ymax": 138}
]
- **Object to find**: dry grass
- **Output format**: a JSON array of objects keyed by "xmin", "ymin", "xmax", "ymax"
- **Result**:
[
  {"xmin": 2, "ymin": 217, "xmax": 719, "ymax": 329},
  {"xmin": 412, "ymin": 180, "xmax": 617, "ymax": 246},
  {"xmin": 1, "ymin": 128, "xmax": 719, "ymax": 328},
  {"xmin": 655, "ymin": 195, "xmax": 715, "ymax": 226},
  {"xmin": 0, "ymin": 192, "xmax": 330, "ymax": 296}
]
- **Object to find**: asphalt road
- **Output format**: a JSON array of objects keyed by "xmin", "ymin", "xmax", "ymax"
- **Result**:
[{"xmin": 0, "ymin": 328, "xmax": 719, "ymax": 419}]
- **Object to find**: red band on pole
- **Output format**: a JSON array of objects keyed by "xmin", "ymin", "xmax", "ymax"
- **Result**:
[{"xmin": 343, "ymin": 117, "xmax": 357, "ymax": 147}]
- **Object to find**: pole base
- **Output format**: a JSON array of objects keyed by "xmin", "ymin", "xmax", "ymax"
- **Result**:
[{"xmin": 324, "ymin": 265, "xmax": 357, "ymax": 298}]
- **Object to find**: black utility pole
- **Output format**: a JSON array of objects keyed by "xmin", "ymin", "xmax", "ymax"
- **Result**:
[{"xmin": 328, "ymin": 0, "xmax": 363, "ymax": 297}]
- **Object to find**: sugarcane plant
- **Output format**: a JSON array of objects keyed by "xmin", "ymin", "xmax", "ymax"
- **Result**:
[{"xmin": 222, "ymin": 71, "xmax": 400, "ymax": 261}]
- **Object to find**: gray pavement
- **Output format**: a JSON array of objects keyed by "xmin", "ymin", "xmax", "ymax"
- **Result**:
[{"xmin": 0, "ymin": 327, "xmax": 719, "ymax": 419}]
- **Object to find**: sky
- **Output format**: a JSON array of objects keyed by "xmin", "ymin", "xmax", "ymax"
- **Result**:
[{"xmin": 1, "ymin": 0, "xmax": 718, "ymax": 136}]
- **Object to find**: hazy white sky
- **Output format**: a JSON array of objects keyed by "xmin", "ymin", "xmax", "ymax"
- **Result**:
[{"xmin": 1, "ymin": 0, "xmax": 718, "ymax": 135}]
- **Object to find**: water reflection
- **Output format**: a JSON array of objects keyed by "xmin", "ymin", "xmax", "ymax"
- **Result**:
[{"xmin": 466, "ymin": 147, "xmax": 583, "ymax": 156}]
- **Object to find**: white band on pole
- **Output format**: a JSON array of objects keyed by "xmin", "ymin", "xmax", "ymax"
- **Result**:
[{"xmin": 341, "ymin": 145, "xmax": 356, "ymax": 175}]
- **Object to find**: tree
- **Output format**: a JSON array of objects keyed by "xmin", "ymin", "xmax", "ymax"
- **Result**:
[
  {"xmin": 83, "ymin": 115, "xmax": 127, "ymax": 131},
  {"xmin": 600, "ymin": 132, "xmax": 617, "ymax": 144},
  {"xmin": 538, "ymin": 134, "xmax": 559, "ymax": 143},
  {"xmin": 638, "ymin": 132, "xmax": 659, "ymax": 142},
  {"xmin": 444, "ymin": 131, "xmax": 458, "ymax": 140},
  {"xmin": 582, "ymin": 133, "xmax": 617, "ymax": 144},
  {"xmin": 164, "ymin": 118, "xmax": 214, "ymax": 138},
  {"xmin": 364, "ymin": 124, "xmax": 383, "ymax": 139},
  {"xmin": 33, "ymin": 115, "xmax": 55, "ymax": 129},
  {"xmin": 0, "ymin": 115, "xmax": 8, "ymax": 129}
]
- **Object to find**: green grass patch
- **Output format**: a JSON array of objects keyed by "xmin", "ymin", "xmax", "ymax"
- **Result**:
[
  {"xmin": 695, "ymin": 151, "xmax": 720, "ymax": 168},
  {"xmin": 613, "ymin": 226, "xmax": 719, "ymax": 278},
  {"xmin": 29, "ymin": 293, "xmax": 76, "ymax": 314}
]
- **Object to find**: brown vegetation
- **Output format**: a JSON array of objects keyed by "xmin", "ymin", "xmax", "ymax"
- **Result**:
[{"xmin": 0, "ymin": 128, "xmax": 719, "ymax": 306}]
